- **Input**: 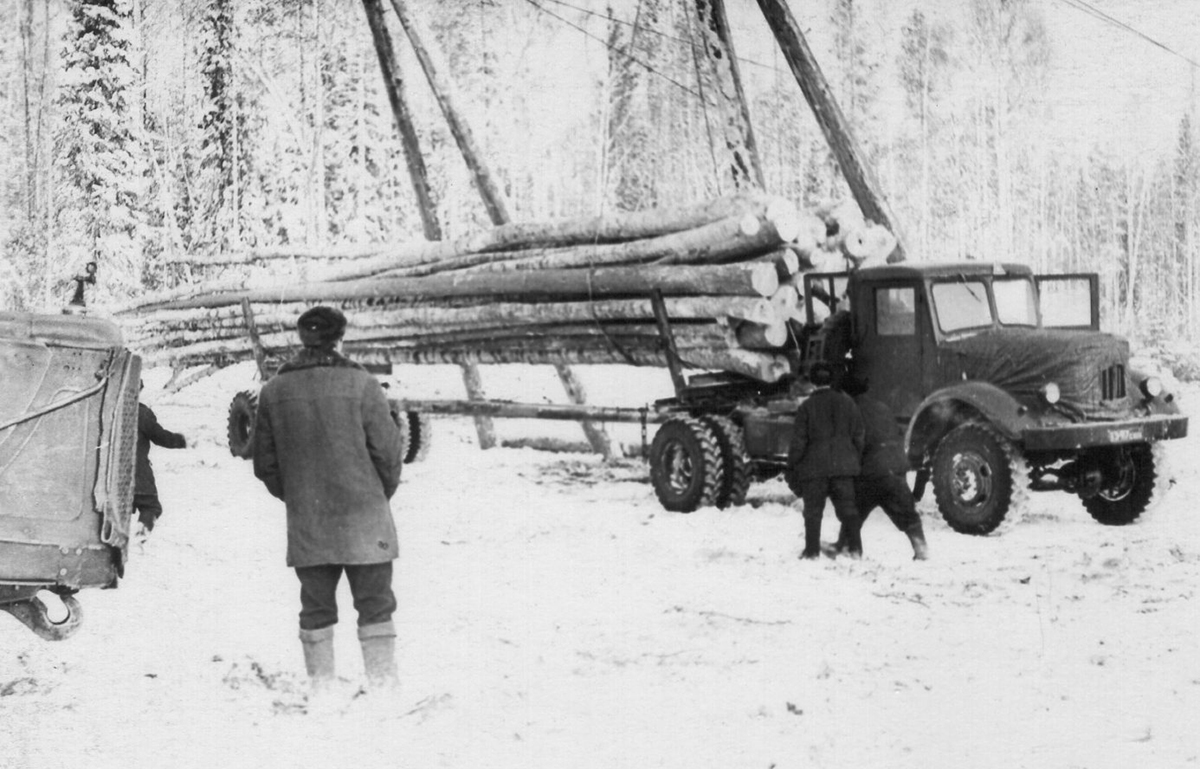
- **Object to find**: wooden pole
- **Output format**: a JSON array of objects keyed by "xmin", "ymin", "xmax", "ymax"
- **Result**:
[
  {"xmin": 365, "ymin": 0, "xmax": 495, "ymax": 449},
  {"xmin": 240, "ymin": 299, "xmax": 270, "ymax": 380},
  {"xmin": 690, "ymin": 0, "xmax": 765, "ymax": 191},
  {"xmin": 392, "ymin": 0, "xmax": 612, "ymax": 458},
  {"xmin": 389, "ymin": 0, "xmax": 511, "ymax": 224},
  {"xmin": 754, "ymin": 0, "xmax": 906, "ymax": 262},
  {"xmin": 393, "ymin": 398, "xmax": 666, "ymax": 424},
  {"xmin": 361, "ymin": 0, "xmax": 441, "ymax": 241}
]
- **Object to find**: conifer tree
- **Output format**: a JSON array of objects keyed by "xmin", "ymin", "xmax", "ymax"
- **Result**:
[
  {"xmin": 53, "ymin": 0, "xmax": 151, "ymax": 302},
  {"xmin": 196, "ymin": 0, "xmax": 237, "ymax": 251}
]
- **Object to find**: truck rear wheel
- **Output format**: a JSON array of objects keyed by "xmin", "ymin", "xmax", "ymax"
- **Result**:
[
  {"xmin": 1082, "ymin": 443, "xmax": 1156, "ymax": 525},
  {"xmin": 386, "ymin": 399, "xmax": 412, "ymax": 464},
  {"xmin": 404, "ymin": 411, "xmax": 433, "ymax": 463},
  {"xmin": 386, "ymin": 401, "xmax": 432, "ymax": 464},
  {"xmin": 227, "ymin": 390, "xmax": 259, "ymax": 459},
  {"xmin": 649, "ymin": 416, "xmax": 725, "ymax": 513},
  {"xmin": 701, "ymin": 415, "xmax": 751, "ymax": 509},
  {"xmin": 932, "ymin": 422, "xmax": 1025, "ymax": 535}
]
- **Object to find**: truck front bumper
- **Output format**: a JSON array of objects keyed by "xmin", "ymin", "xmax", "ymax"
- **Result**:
[{"xmin": 1021, "ymin": 414, "xmax": 1188, "ymax": 451}]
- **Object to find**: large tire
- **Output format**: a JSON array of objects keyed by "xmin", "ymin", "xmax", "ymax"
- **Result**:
[
  {"xmin": 701, "ymin": 415, "xmax": 751, "ymax": 509},
  {"xmin": 404, "ymin": 411, "xmax": 433, "ymax": 463},
  {"xmin": 227, "ymin": 390, "xmax": 259, "ymax": 459},
  {"xmin": 932, "ymin": 422, "xmax": 1026, "ymax": 535},
  {"xmin": 1082, "ymin": 442, "xmax": 1156, "ymax": 526},
  {"xmin": 386, "ymin": 400, "xmax": 412, "ymax": 464},
  {"xmin": 648, "ymin": 416, "xmax": 725, "ymax": 513}
]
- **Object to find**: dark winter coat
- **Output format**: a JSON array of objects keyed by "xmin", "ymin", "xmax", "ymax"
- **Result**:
[
  {"xmin": 787, "ymin": 387, "xmax": 865, "ymax": 482},
  {"xmin": 854, "ymin": 394, "xmax": 911, "ymax": 478},
  {"xmin": 136, "ymin": 403, "xmax": 186, "ymax": 496},
  {"xmin": 252, "ymin": 349, "xmax": 404, "ymax": 568}
]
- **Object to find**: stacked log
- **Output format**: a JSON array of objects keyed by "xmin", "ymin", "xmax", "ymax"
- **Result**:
[{"xmin": 115, "ymin": 195, "xmax": 890, "ymax": 384}]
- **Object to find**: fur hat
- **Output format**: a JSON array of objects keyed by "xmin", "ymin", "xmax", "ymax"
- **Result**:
[
  {"xmin": 841, "ymin": 373, "xmax": 869, "ymax": 396},
  {"xmin": 297, "ymin": 306, "xmax": 347, "ymax": 348},
  {"xmin": 809, "ymin": 360, "xmax": 835, "ymax": 387}
]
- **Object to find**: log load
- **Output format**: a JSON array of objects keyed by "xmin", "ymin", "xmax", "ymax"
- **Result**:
[{"xmin": 114, "ymin": 196, "xmax": 892, "ymax": 384}]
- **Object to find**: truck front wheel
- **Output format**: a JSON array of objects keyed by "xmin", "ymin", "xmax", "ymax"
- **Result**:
[
  {"xmin": 649, "ymin": 416, "xmax": 725, "ymax": 513},
  {"xmin": 1082, "ymin": 443, "xmax": 1156, "ymax": 526},
  {"xmin": 932, "ymin": 422, "xmax": 1025, "ymax": 535}
]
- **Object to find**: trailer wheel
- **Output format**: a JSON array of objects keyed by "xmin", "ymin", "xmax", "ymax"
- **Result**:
[
  {"xmin": 404, "ymin": 411, "xmax": 433, "ymax": 463},
  {"xmin": 649, "ymin": 416, "xmax": 725, "ymax": 513},
  {"xmin": 932, "ymin": 422, "xmax": 1026, "ymax": 535},
  {"xmin": 701, "ymin": 415, "xmax": 751, "ymax": 509},
  {"xmin": 386, "ymin": 400, "xmax": 413, "ymax": 463},
  {"xmin": 1082, "ymin": 442, "xmax": 1156, "ymax": 525},
  {"xmin": 227, "ymin": 390, "xmax": 259, "ymax": 459}
]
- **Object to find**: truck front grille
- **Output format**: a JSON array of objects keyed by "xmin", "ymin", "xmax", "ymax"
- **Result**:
[{"xmin": 1101, "ymin": 364, "xmax": 1126, "ymax": 400}]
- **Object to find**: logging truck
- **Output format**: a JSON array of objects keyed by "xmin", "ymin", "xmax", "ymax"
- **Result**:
[
  {"xmin": 644, "ymin": 261, "xmax": 1187, "ymax": 534},
  {"xmin": 0, "ymin": 312, "xmax": 141, "ymax": 639}
]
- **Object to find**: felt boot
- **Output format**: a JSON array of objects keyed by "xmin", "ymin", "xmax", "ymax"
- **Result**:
[
  {"xmin": 801, "ymin": 517, "xmax": 822, "ymax": 560},
  {"xmin": 299, "ymin": 626, "xmax": 336, "ymax": 693},
  {"xmin": 907, "ymin": 524, "xmax": 930, "ymax": 561},
  {"xmin": 837, "ymin": 520, "xmax": 863, "ymax": 559},
  {"xmin": 358, "ymin": 620, "xmax": 399, "ymax": 690}
]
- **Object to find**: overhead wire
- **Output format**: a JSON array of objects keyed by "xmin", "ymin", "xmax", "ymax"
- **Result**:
[
  {"xmin": 1054, "ymin": 0, "xmax": 1199, "ymax": 70},
  {"xmin": 537, "ymin": 0, "xmax": 778, "ymax": 72},
  {"xmin": 521, "ymin": 0, "xmax": 702, "ymax": 98}
]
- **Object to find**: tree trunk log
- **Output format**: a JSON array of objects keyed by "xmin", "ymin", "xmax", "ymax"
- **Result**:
[
  {"xmin": 150, "ymin": 335, "xmax": 791, "ymax": 383},
  {"xmin": 733, "ymin": 320, "xmax": 789, "ymax": 349},
  {"xmin": 123, "ymin": 262, "xmax": 782, "ymax": 316}
]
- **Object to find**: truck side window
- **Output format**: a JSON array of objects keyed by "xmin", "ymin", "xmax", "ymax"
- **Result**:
[{"xmin": 876, "ymin": 287, "xmax": 916, "ymax": 336}]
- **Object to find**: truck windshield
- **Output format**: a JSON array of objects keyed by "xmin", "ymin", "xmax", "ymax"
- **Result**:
[
  {"xmin": 931, "ymin": 279, "xmax": 992, "ymax": 333},
  {"xmin": 993, "ymin": 278, "xmax": 1037, "ymax": 326}
]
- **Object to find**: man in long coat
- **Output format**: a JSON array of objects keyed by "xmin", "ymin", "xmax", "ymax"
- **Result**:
[
  {"xmin": 253, "ymin": 306, "xmax": 405, "ymax": 694},
  {"xmin": 787, "ymin": 361, "xmax": 865, "ymax": 559}
]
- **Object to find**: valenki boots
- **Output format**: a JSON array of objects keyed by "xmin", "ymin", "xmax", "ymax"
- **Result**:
[
  {"xmin": 299, "ymin": 626, "xmax": 336, "ymax": 692},
  {"xmin": 907, "ymin": 524, "xmax": 930, "ymax": 561},
  {"xmin": 358, "ymin": 620, "xmax": 399, "ymax": 690},
  {"xmin": 801, "ymin": 516, "xmax": 822, "ymax": 560}
]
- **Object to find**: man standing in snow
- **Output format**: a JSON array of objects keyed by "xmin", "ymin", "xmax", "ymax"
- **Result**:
[
  {"xmin": 252, "ymin": 306, "xmax": 405, "ymax": 696},
  {"xmin": 787, "ymin": 361, "xmax": 865, "ymax": 560},
  {"xmin": 833, "ymin": 375, "xmax": 929, "ymax": 561},
  {"xmin": 133, "ymin": 390, "xmax": 187, "ymax": 537}
]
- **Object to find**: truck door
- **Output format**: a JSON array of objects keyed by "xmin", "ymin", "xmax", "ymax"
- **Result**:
[{"xmin": 850, "ymin": 280, "xmax": 931, "ymax": 420}]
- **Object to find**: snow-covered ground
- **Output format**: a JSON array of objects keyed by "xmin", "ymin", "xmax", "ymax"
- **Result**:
[{"xmin": 3, "ymin": 363, "xmax": 1199, "ymax": 769}]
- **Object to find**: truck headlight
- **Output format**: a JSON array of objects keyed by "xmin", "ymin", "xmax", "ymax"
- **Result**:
[
  {"xmin": 1140, "ymin": 377, "xmax": 1163, "ymax": 399},
  {"xmin": 1040, "ymin": 382, "xmax": 1061, "ymax": 404}
]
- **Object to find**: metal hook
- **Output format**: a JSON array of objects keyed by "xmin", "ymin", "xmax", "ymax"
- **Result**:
[{"xmin": 1, "ymin": 593, "xmax": 84, "ymax": 641}]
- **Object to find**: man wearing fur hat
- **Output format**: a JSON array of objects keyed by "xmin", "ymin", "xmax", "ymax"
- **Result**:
[{"xmin": 252, "ymin": 306, "xmax": 405, "ymax": 696}]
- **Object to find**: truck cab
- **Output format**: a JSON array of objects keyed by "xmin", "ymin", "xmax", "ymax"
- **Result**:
[{"xmin": 803, "ymin": 262, "xmax": 1187, "ymax": 533}]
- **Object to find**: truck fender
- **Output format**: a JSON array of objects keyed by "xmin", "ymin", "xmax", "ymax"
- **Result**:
[{"xmin": 904, "ymin": 382, "xmax": 1037, "ymax": 465}]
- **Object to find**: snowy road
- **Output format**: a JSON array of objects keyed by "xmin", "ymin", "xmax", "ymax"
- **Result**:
[{"xmin": 3, "ymin": 364, "xmax": 1198, "ymax": 769}]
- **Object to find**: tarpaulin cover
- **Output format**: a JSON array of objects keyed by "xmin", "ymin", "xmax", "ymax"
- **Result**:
[{"xmin": 942, "ymin": 328, "xmax": 1132, "ymax": 421}]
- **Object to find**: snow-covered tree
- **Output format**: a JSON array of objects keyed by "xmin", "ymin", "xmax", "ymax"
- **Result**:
[
  {"xmin": 53, "ymin": 0, "xmax": 152, "ymax": 302},
  {"xmin": 194, "ymin": 0, "xmax": 237, "ymax": 252}
]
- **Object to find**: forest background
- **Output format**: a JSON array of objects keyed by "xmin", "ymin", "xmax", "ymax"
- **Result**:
[{"xmin": 1, "ymin": 0, "xmax": 1198, "ymax": 368}]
